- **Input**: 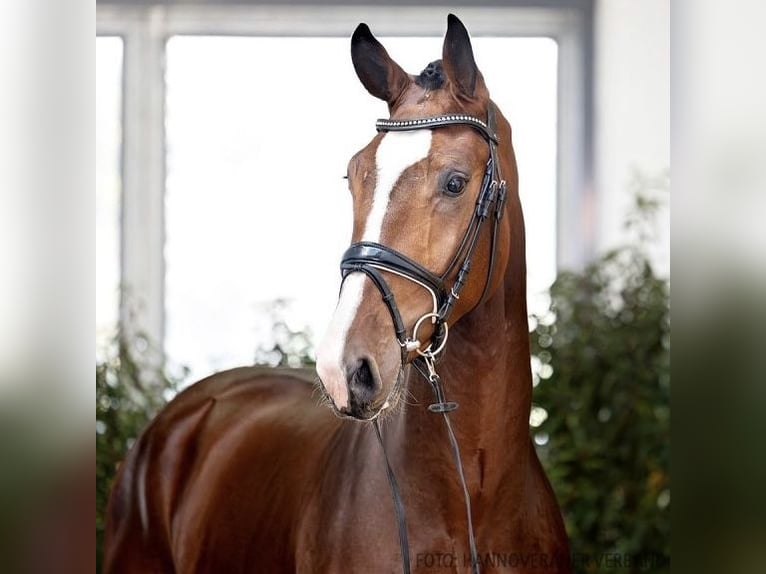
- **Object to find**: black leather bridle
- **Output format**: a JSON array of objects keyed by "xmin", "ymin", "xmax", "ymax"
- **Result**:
[
  {"xmin": 338, "ymin": 104, "xmax": 507, "ymax": 574},
  {"xmin": 340, "ymin": 106, "xmax": 506, "ymax": 364}
]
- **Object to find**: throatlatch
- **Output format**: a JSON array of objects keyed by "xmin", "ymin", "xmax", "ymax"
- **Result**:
[{"xmin": 340, "ymin": 104, "xmax": 507, "ymax": 574}]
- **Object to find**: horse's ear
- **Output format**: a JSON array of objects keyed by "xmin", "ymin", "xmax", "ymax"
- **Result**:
[
  {"xmin": 442, "ymin": 14, "xmax": 484, "ymax": 99},
  {"xmin": 351, "ymin": 23, "xmax": 410, "ymax": 107}
]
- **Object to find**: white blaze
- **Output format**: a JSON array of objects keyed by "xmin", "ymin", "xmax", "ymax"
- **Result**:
[
  {"xmin": 316, "ymin": 131, "xmax": 432, "ymax": 409},
  {"xmin": 362, "ymin": 130, "xmax": 433, "ymax": 240}
]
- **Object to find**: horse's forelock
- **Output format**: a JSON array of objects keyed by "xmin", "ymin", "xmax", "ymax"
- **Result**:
[{"xmin": 415, "ymin": 60, "xmax": 445, "ymax": 90}]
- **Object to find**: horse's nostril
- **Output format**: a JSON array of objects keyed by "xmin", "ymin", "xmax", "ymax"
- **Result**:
[{"xmin": 347, "ymin": 358, "xmax": 378, "ymax": 406}]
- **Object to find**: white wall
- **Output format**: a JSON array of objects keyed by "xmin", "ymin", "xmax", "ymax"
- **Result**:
[{"xmin": 594, "ymin": 0, "xmax": 670, "ymax": 273}]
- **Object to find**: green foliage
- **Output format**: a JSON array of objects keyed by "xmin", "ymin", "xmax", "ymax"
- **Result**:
[
  {"xmin": 530, "ymin": 194, "xmax": 670, "ymax": 572},
  {"xmin": 253, "ymin": 298, "xmax": 316, "ymax": 368},
  {"xmin": 95, "ymin": 309, "xmax": 309, "ymax": 572},
  {"xmin": 96, "ymin": 336, "xmax": 179, "ymax": 573}
]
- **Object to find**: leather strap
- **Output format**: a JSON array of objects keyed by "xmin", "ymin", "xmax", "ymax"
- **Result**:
[
  {"xmin": 374, "ymin": 420, "xmax": 411, "ymax": 574},
  {"xmin": 341, "ymin": 264, "xmax": 409, "ymax": 359},
  {"xmin": 412, "ymin": 358, "xmax": 482, "ymax": 574},
  {"xmin": 374, "ymin": 361, "xmax": 482, "ymax": 574},
  {"xmin": 342, "ymin": 242, "xmax": 445, "ymax": 297},
  {"xmin": 376, "ymin": 114, "xmax": 498, "ymax": 144}
]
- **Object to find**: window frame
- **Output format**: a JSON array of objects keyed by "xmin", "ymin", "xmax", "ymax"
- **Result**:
[{"xmin": 96, "ymin": 1, "xmax": 593, "ymax": 351}]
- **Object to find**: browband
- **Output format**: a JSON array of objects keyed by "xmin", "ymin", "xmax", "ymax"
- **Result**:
[{"xmin": 376, "ymin": 114, "xmax": 498, "ymax": 145}]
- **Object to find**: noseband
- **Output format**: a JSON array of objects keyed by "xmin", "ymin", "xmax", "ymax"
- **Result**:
[
  {"xmin": 340, "ymin": 105, "xmax": 507, "ymax": 363},
  {"xmin": 338, "ymin": 104, "xmax": 507, "ymax": 574}
]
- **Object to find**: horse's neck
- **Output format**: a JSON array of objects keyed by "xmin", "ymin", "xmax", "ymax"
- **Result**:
[{"xmin": 389, "ymin": 242, "xmax": 532, "ymax": 498}]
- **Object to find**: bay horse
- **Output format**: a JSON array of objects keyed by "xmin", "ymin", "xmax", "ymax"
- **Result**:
[{"xmin": 104, "ymin": 15, "xmax": 570, "ymax": 573}]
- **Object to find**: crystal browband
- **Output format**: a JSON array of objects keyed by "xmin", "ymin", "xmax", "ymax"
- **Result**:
[{"xmin": 376, "ymin": 114, "xmax": 498, "ymax": 144}]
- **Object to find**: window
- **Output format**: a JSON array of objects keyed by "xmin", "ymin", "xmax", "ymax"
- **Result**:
[
  {"xmin": 96, "ymin": 36, "xmax": 123, "ymax": 352},
  {"xmin": 97, "ymin": 3, "xmax": 590, "ymax": 381},
  {"xmin": 165, "ymin": 36, "xmax": 557, "ymax": 379}
]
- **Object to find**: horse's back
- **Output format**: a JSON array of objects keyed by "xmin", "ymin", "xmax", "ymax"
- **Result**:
[{"xmin": 103, "ymin": 366, "xmax": 340, "ymax": 574}]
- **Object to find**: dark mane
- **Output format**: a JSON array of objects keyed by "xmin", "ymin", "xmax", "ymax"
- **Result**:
[{"xmin": 415, "ymin": 60, "xmax": 445, "ymax": 90}]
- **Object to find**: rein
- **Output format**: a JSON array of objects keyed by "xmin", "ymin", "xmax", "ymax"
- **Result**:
[{"xmin": 339, "ymin": 105, "xmax": 507, "ymax": 574}]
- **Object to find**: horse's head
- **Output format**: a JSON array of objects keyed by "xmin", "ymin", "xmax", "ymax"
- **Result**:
[{"xmin": 317, "ymin": 15, "xmax": 514, "ymax": 420}]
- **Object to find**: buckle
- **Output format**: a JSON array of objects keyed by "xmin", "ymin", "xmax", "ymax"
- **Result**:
[
  {"xmin": 495, "ymin": 180, "xmax": 507, "ymax": 220},
  {"xmin": 478, "ymin": 180, "xmax": 498, "ymax": 219}
]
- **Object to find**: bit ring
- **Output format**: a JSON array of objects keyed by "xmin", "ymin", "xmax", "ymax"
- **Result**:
[{"xmin": 411, "ymin": 312, "xmax": 449, "ymax": 357}]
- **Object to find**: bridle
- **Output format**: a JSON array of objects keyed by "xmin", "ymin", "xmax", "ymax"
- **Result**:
[
  {"xmin": 338, "ymin": 103, "xmax": 507, "ymax": 574},
  {"xmin": 340, "ymin": 106, "xmax": 506, "ymax": 365}
]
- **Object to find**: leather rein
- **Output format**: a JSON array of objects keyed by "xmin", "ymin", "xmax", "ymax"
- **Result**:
[{"xmin": 338, "ymin": 104, "xmax": 507, "ymax": 574}]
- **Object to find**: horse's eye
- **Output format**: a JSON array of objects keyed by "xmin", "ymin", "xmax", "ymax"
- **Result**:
[{"xmin": 445, "ymin": 175, "xmax": 466, "ymax": 196}]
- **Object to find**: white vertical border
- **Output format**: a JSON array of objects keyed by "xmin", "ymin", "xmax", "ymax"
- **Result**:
[
  {"xmin": 96, "ymin": 3, "xmax": 591, "ymax": 354},
  {"xmin": 98, "ymin": 6, "xmax": 167, "ymax": 349},
  {"xmin": 556, "ymin": 18, "xmax": 590, "ymax": 270}
]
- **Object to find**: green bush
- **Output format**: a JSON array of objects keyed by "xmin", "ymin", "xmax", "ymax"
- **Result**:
[
  {"xmin": 252, "ymin": 299, "xmax": 316, "ymax": 368},
  {"xmin": 530, "ymin": 202, "xmax": 670, "ymax": 570}
]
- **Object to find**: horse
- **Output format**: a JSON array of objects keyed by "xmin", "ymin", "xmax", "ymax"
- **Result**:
[{"xmin": 103, "ymin": 15, "xmax": 570, "ymax": 573}]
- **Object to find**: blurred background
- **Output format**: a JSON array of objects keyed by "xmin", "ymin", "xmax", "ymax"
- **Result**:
[{"xmin": 96, "ymin": 1, "xmax": 669, "ymax": 572}]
